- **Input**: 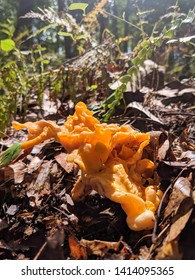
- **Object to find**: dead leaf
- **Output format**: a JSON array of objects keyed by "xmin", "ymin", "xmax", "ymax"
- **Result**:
[
  {"xmin": 180, "ymin": 150, "xmax": 195, "ymax": 160},
  {"xmin": 24, "ymin": 226, "xmax": 34, "ymax": 236},
  {"xmin": 0, "ymin": 219, "xmax": 8, "ymax": 231},
  {"xmin": 27, "ymin": 156, "xmax": 42, "ymax": 173},
  {"xmin": 180, "ymin": 128, "xmax": 195, "ymax": 151},
  {"xmin": 6, "ymin": 205, "xmax": 19, "ymax": 216},
  {"xmin": 166, "ymin": 204, "xmax": 193, "ymax": 242},
  {"xmin": 157, "ymin": 160, "xmax": 194, "ymax": 180},
  {"xmin": 34, "ymin": 161, "xmax": 52, "ymax": 189},
  {"xmin": 4, "ymin": 161, "xmax": 26, "ymax": 184},
  {"xmin": 156, "ymin": 239, "xmax": 182, "ymax": 260},
  {"xmin": 68, "ymin": 235, "xmax": 88, "ymax": 260},
  {"xmin": 55, "ymin": 153, "xmax": 75, "ymax": 173},
  {"xmin": 80, "ymin": 239, "xmax": 121, "ymax": 257},
  {"xmin": 127, "ymin": 101, "xmax": 164, "ymax": 125},
  {"xmin": 164, "ymin": 177, "xmax": 193, "ymax": 219}
]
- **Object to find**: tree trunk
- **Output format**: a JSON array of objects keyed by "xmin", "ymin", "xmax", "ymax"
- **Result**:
[
  {"xmin": 111, "ymin": 1, "xmax": 118, "ymax": 39},
  {"xmin": 58, "ymin": 0, "xmax": 72, "ymax": 59},
  {"xmin": 14, "ymin": 0, "xmax": 36, "ymax": 38},
  {"xmin": 124, "ymin": 2, "xmax": 131, "ymax": 53}
]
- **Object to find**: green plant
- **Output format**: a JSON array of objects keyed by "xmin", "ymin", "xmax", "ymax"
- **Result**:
[{"xmin": 101, "ymin": 3, "xmax": 195, "ymax": 120}]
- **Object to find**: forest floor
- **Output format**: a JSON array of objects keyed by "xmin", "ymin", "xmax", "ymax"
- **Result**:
[{"xmin": 0, "ymin": 61, "xmax": 195, "ymax": 260}]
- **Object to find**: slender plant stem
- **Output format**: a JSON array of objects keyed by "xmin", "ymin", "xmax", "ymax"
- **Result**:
[{"xmin": 104, "ymin": 10, "xmax": 149, "ymax": 38}]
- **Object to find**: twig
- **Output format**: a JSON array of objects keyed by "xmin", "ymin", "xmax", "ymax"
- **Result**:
[
  {"xmin": 33, "ymin": 241, "xmax": 47, "ymax": 260},
  {"xmin": 103, "ymin": 11, "xmax": 149, "ymax": 38},
  {"xmin": 162, "ymin": 112, "xmax": 195, "ymax": 116}
]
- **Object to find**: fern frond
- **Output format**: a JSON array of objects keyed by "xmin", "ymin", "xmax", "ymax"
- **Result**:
[{"xmin": 83, "ymin": 0, "xmax": 108, "ymax": 28}]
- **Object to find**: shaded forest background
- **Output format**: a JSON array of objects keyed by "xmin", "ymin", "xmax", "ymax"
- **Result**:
[{"xmin": 1, "ymin": 0, "xmax": 195, "ymax": 57}]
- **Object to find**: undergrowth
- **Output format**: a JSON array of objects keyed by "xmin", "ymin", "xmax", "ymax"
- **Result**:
[{"xmin": 0, "ymin": 1, "xmax": 194, "ymax": 136}]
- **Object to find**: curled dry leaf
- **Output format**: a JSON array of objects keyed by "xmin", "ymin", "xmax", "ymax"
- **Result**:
[
  {"xmin": 154, "ymin": 177, "xmax": 193, "ymax": 259},
  {"xmin": 163, "ymin": 177, "xmax": 192, "ymax": 221},
  {"xmin": 4, "ymin": 161, "xmax": 26, "ymax": 184},
  {"xmin": 126, "ymin": 101, "xmax": 164, "ymax": 125},
  {"xmin": 68, "ymin": 235, "xmax": 88, "ymax": 260},
  {"xmin": 80, "ymin": 239, "xmax": 121, "ymax": 257},
  {"xmin": 165, "ymin": 177, "xmax": 193, "ymax": 242}
]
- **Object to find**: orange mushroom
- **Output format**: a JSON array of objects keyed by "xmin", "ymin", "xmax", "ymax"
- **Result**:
[{"xmin": 10, "ymin": 101, "xmax": 163, "ymax": 231}]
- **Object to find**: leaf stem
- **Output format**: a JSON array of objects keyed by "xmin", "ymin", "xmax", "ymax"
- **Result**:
[{"xmin": 104, "ymin": 10, "xmax": 149, "ymax": 39}]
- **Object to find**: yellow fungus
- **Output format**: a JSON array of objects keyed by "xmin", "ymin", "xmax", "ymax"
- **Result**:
[{"xmin": 12, "ymin": 102, "xmax": 163, "ymax": 231}]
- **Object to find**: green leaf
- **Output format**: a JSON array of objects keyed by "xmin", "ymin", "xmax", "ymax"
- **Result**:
[
  {"xmin": 170, "ymin": 18, "xmax": 181, "ymax": 30},
  {"xmin": 132, "ymin": 57, "xmax": 141, "ymax": 66},
  {"xmin": 120, "ymin": 75, "xmax": 131, "ymax": 84},
  {"xmin": 0, "ymin": 143, "xmax": 22, "ymax": 168},
  {"xmin": 140, "ymin": 40, "xmax": 150, "ymax": 48},
  {"xmin": 58, "ymin": 31, "xmax": 73, "ymax": 39},
  {"xmin": 0, "ymin": 39, "xmax": 15, "ymax": 52},
  {"xmin": 182, "ymin": 8, "xmax": 195, "ymax": 23},
  {"xmin": 138, "ymin": 47, "xmax": 148, "ymax": 59},
  {"xmin": 76, "ymin": 34, "xmax": 89, "ymax": 40},
  {"xmin": 90, "ymin": 84, "xmax": 98, "ymax": 90},
  {"xmin": 42, "ymin": 59, "xmax": 50, "ymax": 64},
  {"xmin": 154, "ymin": 37, "xmax": 163, "ymax": 47},
  {"xmin": 127, "ymin": 66, "xmax": 137, "ymax": 75},
  {"xmin": 69, "ymin": 3, "xmax": 88, "ymax": 15}
]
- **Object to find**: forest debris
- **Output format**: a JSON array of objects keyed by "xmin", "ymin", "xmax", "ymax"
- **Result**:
[
  {"xmin": 180, "ymin": 150, "xmax": 195, "ymax": 160},
  {"xmin": 68, "ymin": 235, "xmax": 88, "ymax": 260},
  {"xmin": 157, "ymin": 160, "xmax": 194, "ymax": 179},
  {"xmin": 34, "ymin": 228, "xmax": 65, "ymax": 260},
  {"xmin": 163, "ymin": 177, "xmax": 193, "ymax": 220},
  {"xmin": 3, "ymin": 102, "xmax": 163, "ymax": 231},
  {"xmin": 33, "ymin": 161, "xmax": 52, "ymax": 189},
  {"xmin": 156, "ymin": 239, "xmax": 182, "ymax": 260},
  {"xmin": 55, "ymin": 153, "xmax": 75, "ymax": 173},
  {"xmin": 27, "ymin": 156, "xmax": 42, "ymax": 173},
  {"xmin": 126, "ymin": 102, "xmax": 164, "ymax": 125},
  {"xmin": 80, "ymin": 239, "xmax": 121, "ymax": 257},
  {"xmin": 24, "ymin": 226, "xmax": 34, "ymax": 236},
  {"xmin": 0, "ymin": 219, "xmax": 8, "ymax": 231},
  {"xmin": 154, "ymin": 176, "xmax": 193, "ymax": 258},
  {"xmin": 180, "ymin": 128, "xmax": 195, "ymax": 151},
  {"xmin": 4, "ymin": 161, "xmax": 26, "ymax": 184},
  {"xmin": 6, "ymin": 205, "xmax": 19, "ymax": 216}
]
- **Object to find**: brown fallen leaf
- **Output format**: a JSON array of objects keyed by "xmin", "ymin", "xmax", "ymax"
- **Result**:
[
  {"xmin": 33, "ymin": 161, "xmax": 52, "ymax": 189},
  {"xmin": 6, "ymin": 204, "xmax": 19, "ymax": 216},
  {"xmin": 156, "ymin": 239, "xmax": 182, "ymax": 260},
  {"xmin": 180, "ymin": 150, "xmax": 195, "ymax": 161},
  {"xmin": 153, "ymin": 177, "xmax": 193, "ymax": 259},
  {"xmin": 55, "ymin": 153, "xmax": 75, "ymax": 173},
  {"xmin": 157, "ymin": 160, "xmax": 194, "ymax": 180},
  {"xmin": 68, "ymin": 235, "xmax": 88, "ymax": 260},
  {"xmin": 27, "ymin": 156, "xmax": 42, "ymax": 173},
  {"xmin": 126, "ymin": 101, "xmax": 164, "ymax": 125},
  {"xmin": 166, "ymin": 203, "xmax": 193, "ymax": 242},
  {"xmin": 4, "ymin": 161, "xmax": 26, "ymax": 184},
  {"xmin": 80, "ymin": 239, "xmax": 121, "ymax": 257},
  {"xmin": 163, "ymin": 177, "xmax": 193, "ymax": 221},
  {"xmin": 180, "ymin": 128, "xmax": 195, "ymax": 151}
]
